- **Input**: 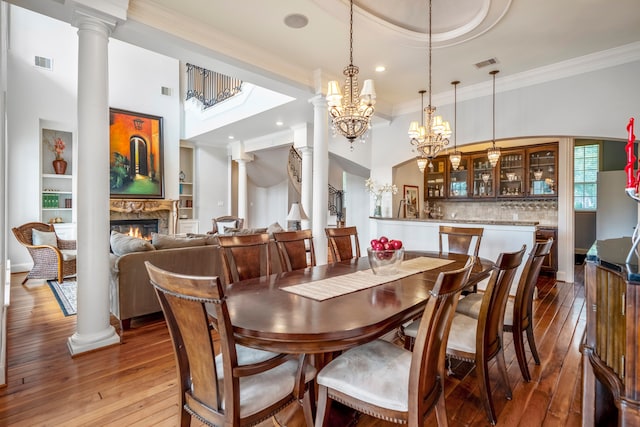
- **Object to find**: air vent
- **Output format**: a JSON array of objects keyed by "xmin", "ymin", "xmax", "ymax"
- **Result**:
[
  {"xmin": 34, "ymin": 56, "xmax": 52, "ymax": 70},
  {"xmin": 161, "ymin": 86, "xmax": 172, "ymax": 96},
  {"xmin": 474, "ymin": 58, "xmax": 497, "ymax": 69}
]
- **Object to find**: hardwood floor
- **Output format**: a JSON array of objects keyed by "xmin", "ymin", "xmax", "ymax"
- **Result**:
[{"xmin": 0, "ymin": 267, "xmax": 585, "ymax": 426}]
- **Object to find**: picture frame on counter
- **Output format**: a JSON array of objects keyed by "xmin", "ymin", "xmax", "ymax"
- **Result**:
[{"xmin": 404, "ymin": 185, "xmax": 419, "ymax": 218}]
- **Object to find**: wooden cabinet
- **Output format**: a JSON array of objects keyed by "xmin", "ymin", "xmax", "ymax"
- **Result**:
[
  {"xmin": 536, "ymin": 226, "xmax": 557, "ymax": 274},
  {"xmin": 470, "ymin": 153, "xmax": 496, "ymax": 198},
  {"xmin": 527, "ymin": 145, "xmax": 557, "ymax": 197},
  {"xmin": 424, "ymin": 157, "xmax": 447, "ymax": 200},
  {"xmin": 178, "ymin": 143, "xmax": 195, "ymax": 222},
  {"xmin": 582, "ymin": 238, "xmax": 640, "ymax": 427},
  {"xmin": 448, "ymin": 155, "xmax": 470, "ymax": 198},
  {"xmin": 497, "ymin": 149, "xmax": 525, "ymax": 198}
]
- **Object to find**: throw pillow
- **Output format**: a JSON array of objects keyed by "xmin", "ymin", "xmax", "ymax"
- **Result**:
[
  {"xmin": 216, "ymin": 220, "xmax": 238, "ymax": 233},
  {"xmin": 110, "ymin": 230, "xmax": 155, "ymax": 256},
  {"xmin": 32, "ymin": 229, "xmax": 58, "ymax": 247},
  {"xmin": 186, "ymin": 233, "xmax": 219, "ymax": 245},
  {"xmin": 222, "ymin": 227, "xmax": 268, "ymax": 236},
  {"xmin": 267, "ymin": 222, "xmax": 285, "ymax": 237},
  {"xmin": 151, "ymin": 232, "xmax": 206, "ymax": 249}
]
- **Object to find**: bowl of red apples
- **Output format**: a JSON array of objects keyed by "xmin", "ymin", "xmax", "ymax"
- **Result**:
[{"xmin": 367, "ymin": 236, "xmax": 404, "ymax": 275}]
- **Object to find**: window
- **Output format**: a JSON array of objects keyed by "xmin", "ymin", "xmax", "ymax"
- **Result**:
[{"xmin": 574, "ymin": 144, "xmax": 599, "ymax": 210}]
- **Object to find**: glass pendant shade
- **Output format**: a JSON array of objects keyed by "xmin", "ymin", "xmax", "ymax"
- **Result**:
[
  {"xmin": 449, "ymin": 80, "xmax": 461, "ymax": 171},
  {"xmin": 487, "ymin": 70, "xmax": 500, "ymax": 167},
  {"xmin": 487, "ymin": 146, "xmax": 501, "ymax": 167},
  {"xmin": 417, "ymin": 157, "xmax": 429, "ymax": 173},
  {"xmin": 449, "ymin": 151, "xmax": 462, "ymax": 170}
]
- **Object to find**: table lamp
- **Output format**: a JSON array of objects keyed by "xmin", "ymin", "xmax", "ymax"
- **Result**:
[{"xmin": 286, "ymin": 202, "xmax": 308, "ymax": 230}]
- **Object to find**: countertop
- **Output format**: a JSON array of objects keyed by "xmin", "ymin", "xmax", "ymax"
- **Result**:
[
  {"xmin": 370, "ymin": 216, "xmax": 541, "ymax": 227},
  {"xmin": 586, "ymin": 237, "xmax": 640, "ymax": 283}
]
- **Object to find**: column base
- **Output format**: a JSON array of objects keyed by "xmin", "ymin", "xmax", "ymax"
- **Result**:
[{"xmin": 67, "ymin": 326, "xmax": 120, "ymax": 356}]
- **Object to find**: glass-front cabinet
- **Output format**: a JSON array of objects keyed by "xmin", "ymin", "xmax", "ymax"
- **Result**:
[
  {"xmin": 498, "ymin": 149, "xmax": 525, "ymax": 197},
  {"xmin": 448, "ymin": 155, "xmax": 469, "ymax": 198},
  {"xmin": 527, "ymin": 146, "xmax": 557, "ymax": 197},
  {"xmin": 424, "ymin": 157, "xmax": 447, "ymax": 199},
  {"xmin": 471, "ymin": 153, "xmax": 495, "ymax": 198}
]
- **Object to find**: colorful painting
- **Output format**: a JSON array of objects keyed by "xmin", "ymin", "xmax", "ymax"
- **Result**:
[
  {"xmin": 109, "ymin": 108, "xmax": 164, "ymax": 199},
  {"xmin": 404, "ymin": 185, "xmax": 419, "ymax": 218}
]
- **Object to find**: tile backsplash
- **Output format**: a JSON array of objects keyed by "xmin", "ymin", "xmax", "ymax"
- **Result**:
[{"xmin": 426, "ymin": 200, "xmax": 558, "ymax": 226}]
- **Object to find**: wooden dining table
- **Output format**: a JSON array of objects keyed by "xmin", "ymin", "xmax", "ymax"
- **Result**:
[{"xmin": 221, "ymin": 251, "xmax": 494, "ymax": 355}]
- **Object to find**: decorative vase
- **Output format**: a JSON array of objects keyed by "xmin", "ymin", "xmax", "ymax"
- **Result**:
[
  {"xmin": 52, "ymin": 158, "xmax": 67, "ymax": 175},
  {"xmin": 374, "ymin": 200, "xmax": 382, "ymax": 217}
]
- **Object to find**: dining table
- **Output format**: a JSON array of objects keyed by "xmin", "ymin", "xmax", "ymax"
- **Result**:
[{"xmin": 221, "ymin": 251, "xmax": 494, "ymax": 355}]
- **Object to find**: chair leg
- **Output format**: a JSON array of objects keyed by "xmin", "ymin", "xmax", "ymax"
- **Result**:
[
  {"xmin": 526, "ymin": 324, "xmax": 541, "ymax": 365},
  {"xmin": 434, "ymin": 388, "xmax": 449, "ymax": 427},
  {"xmin": 314, "ymin": 385, "xmax": 332, "ymax": 427},
  {"xmin": 513, "ymin": 329, "xmax": 531, "ymax": 382},
  {"xmin": 496, "ymin": 348, "xmax": 512, "ymax": 400},
  {"xmin": 476, "ymin": 356, "xmax": 498, "ymax": 425},
  {"xmin": 301, "ymin": 388, "xmax": 315, "ymax": 427}
]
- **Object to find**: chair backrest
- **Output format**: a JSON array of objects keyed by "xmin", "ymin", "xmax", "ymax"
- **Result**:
[
  {"xmin": 12, "ymin": 221, "xmax": 55, "ymax": 246},
  {"xmin": 512, "ymin": 238, "xmax": 554, "ymax": 328},
  {"xmin": 408, "ymin": 257, "xmax": 474, "ymax": 424},
  {"xmin": 210, "ymin": 216, "xmax": 244, "ymax": 234},
  {"xmin": 438, "ymin": 225, "xmax": 484, "ymax": 257},
  {"xmin": 145, "ymin": 262, "xmax": 240, "ymax": 426},
  {"xmin": 272, "ymin": 230, "xmax": 316, "ymax": 272},
  {"xmin": 477, "ymin": 245, "xmax": 526, "ymax": 358},
  {"xmin": 217, "ymin": 233, "xmax": 271, "ymax": 284},
  {"xmin": 325, "ymin": 226, "xmax": 360, "ymax": 262}
]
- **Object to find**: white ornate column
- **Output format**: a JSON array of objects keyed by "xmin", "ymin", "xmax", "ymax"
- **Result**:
[
  {"xmin": 68, "ymin": 9, "xmax": 120, "ymax": 355},
  {"xmin": 236, "ymin": 158, "xmax": 248, "ymax": 222},
  {"xmin": 299, "ymin": 146, "xmax": 313, "ymax": 231},
  {"xmin": 310, "ymin": 95, "xmax": 329, "ymax": 264}
]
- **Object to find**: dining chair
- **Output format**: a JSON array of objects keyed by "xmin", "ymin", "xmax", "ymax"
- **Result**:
[
  {"xmin": 12, "ymin": 221, "xmax": 77, "ymax": 283},
  {"xmin": 455, "ymin": 238, "xmax": 554, "ymax": 381},
  {"xmin": 145, "ymin": 262, "xmax": 316, "ymax": 427},
  {"xmin": 272, "ymin": 229, "xmax": 316, "ymax": 272},
  {"xmin": 325, "ymin": 226, "xmax": 360, "ymax": 262},
  {"xmin": 445, "ymin": 245, "xmax": 525, "ymax": 425},
  {"xmin": 217, "ymin": 233, "xmax": 271, "ymax": 285},
  {"xmin": 314, "ymin": 258, "xmax": 474, "ymax": 427},
  {"xmin": 439, "ymin": 225, "xmax": 483, "ymax": 293},
  {"xmin": 208, "ymin": 215, "xmax": 245, "ymax": 235}
]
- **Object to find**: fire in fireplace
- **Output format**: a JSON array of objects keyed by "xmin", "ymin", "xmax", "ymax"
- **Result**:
[{"xmin": 110, "ymin": 219, "xmax": 159, "ymax": 241}]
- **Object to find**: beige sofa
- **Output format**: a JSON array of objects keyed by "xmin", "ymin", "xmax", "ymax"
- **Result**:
[{"xmin": 108, "ymin": 230, "xmax": 284, "ymax": 330}]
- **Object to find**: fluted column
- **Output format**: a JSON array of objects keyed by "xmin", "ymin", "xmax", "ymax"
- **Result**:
[
  {"xmin": 236, "ymin": 159, "xmax": 248, "ymax": 222},
  {"xmin": 68, "ymin": 11, "xmax": 119, "ymax": 355},
  {"xmin": 299, "ymin": 146, "xmax": 313, "ymax": 230},
  {"xmin": 310, "ymin": 95, "xmax": 329, "ymax": 264}
]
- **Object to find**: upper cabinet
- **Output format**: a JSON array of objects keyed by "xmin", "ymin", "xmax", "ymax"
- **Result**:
[
  {"xmin": 527, "ymin": 146, "xmax": 557, "ymax": 197},
  {"xmin": 423, "ymin": 142, "xmax": 558, "ymax": 201}
]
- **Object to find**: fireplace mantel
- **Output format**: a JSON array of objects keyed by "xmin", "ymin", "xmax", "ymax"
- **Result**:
[{"xmin": 109, "ymin": 199, "xmax": 178, "ymax": 234}]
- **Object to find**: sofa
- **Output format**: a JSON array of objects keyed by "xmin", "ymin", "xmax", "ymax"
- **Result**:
[{"xmin": 109, "ymin": 225, "xmax": 285, "ymax": 330}]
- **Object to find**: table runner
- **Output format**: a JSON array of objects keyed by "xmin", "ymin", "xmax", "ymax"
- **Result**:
[{"xmin": 283, "ymin": 256, "xmax": 454, "ymax": 301}]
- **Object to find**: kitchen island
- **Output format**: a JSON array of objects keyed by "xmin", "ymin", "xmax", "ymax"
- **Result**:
[{"xmin": 370, "ymin": 217, "xmax": 540, "ymax": 294}]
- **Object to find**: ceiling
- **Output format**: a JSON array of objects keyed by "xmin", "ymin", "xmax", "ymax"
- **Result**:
[{"xmin": 13, "ymin": 0, "xmax": 640, "ymax": 147}]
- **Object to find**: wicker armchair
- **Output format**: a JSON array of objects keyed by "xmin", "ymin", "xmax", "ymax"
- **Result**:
[{"xmin": 12, "ymin": 222, "xmax": 76, "ymax": 283}]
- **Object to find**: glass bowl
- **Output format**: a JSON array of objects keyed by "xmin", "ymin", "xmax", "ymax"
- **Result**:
[{"xmin": 367, "ymin": 247, "xmax": 404, "ymax": 275}]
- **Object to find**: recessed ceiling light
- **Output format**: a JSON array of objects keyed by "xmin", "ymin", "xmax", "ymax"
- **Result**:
[
  {"xmin": 228, "ymin": 135, "xmax": 235, "ymax": 140},
  {"xmin": 375, "ymin": 65, "xmax": 386, "ymax": 72},
  {"xmin": 276, "ymin": 121, "xmax": 284, "ymax": 126},
  {"xmin": 284, "ymin": 14, "xmax": 308, "ymax": 29}
]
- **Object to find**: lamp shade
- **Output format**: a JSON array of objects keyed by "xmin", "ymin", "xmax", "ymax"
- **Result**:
[{"xmin": 287, "ymin": 203, "xmax": 308, "ymax": 221}]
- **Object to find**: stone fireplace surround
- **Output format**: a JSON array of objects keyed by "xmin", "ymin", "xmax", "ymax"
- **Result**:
[{"xmin": 109, "ymin": 199, "xmax": 178, "ymax": 235}]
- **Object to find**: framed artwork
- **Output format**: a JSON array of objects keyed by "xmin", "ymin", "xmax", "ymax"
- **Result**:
[
  {"xmin": 404, "ymin": 185, "xmax": 419, "ymax": 218},
  {"xmin": 109, "ymin": 108, "xmax": 164, "ymax": 199}
]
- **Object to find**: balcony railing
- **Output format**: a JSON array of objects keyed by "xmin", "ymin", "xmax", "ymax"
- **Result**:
[{"xmin": 185, "ymin": 63, "xmax": 243, "ymax": 109}]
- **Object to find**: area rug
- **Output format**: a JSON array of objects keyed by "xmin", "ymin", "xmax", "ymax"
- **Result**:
[{"xmin": 47, "ymin": 280, "xmax": 77, "ymax": 316}]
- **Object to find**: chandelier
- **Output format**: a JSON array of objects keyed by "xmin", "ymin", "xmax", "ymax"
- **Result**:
[
  {"xmin": 487, "ymin": 70, "xmax": 501, "ymax": 167},
  {"xmin": 409, "ymin": 0, "xmax": 451, "ymax": 172},
  {"xmin": 449, "ymin": 80, "xmax": 461, "ymax": 170},
  {"xmin": 326, "ymin": 0, "xmax": 376, "ymax": 148}
]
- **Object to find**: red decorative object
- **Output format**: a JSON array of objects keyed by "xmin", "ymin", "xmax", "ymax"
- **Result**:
[
  {"xmin": 625, "ymin": 117, "xmax": 636, "ymax": 189},
  {"xmin": 52, "ymin": 159, "xmax": 67, "ymax": 175}
]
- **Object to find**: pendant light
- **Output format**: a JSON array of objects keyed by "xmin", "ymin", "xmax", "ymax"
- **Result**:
[
  {"xmin": 449, "ymin": 80, "xmax": 461, "ymax": 170},
  {"xmin": 487, "ymin": 70, "xmax": 501, "ymax": 167}
]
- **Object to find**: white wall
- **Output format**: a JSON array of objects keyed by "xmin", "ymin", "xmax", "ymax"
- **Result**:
[
  {"xmin": 7, "ymin": 7, "xmax": 180, "ymax": 270},
  {"xmin": 248, "ymin": 179, "xmax": 288, "ymax": 228},
  {"xmin": 195, "ymin": 144, "xmax": 230, "ymax": 233}
]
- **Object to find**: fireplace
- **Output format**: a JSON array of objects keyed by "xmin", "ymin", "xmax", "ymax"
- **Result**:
[
  {"xmin": 109, "ymin": 199, "xmax": 178, "ymax": 235},
  {"xmin": 110, "ymin": 219, "xmax": 159, "ymax": 240}
]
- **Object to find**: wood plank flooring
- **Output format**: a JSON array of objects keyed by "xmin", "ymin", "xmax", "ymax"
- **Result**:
[{"xmin": 0, "ymin": 267, "xmax": 585, "ymax": 426}]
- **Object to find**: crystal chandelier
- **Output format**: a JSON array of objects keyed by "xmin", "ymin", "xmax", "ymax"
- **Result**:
[
  {"xmin": 326, "ymin": 0, "xmax": 376, "ymax": 148},
  {"xmin": 449, "ymin": 80, "xmax": 461, "ymax": 170},
  {"xmin": 487, "ymin": 70, "xmax": 501, "ymax": 167},
  {"xmin": 409, "ymin": 0, "xmax": 451, "ymax": 171}
]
